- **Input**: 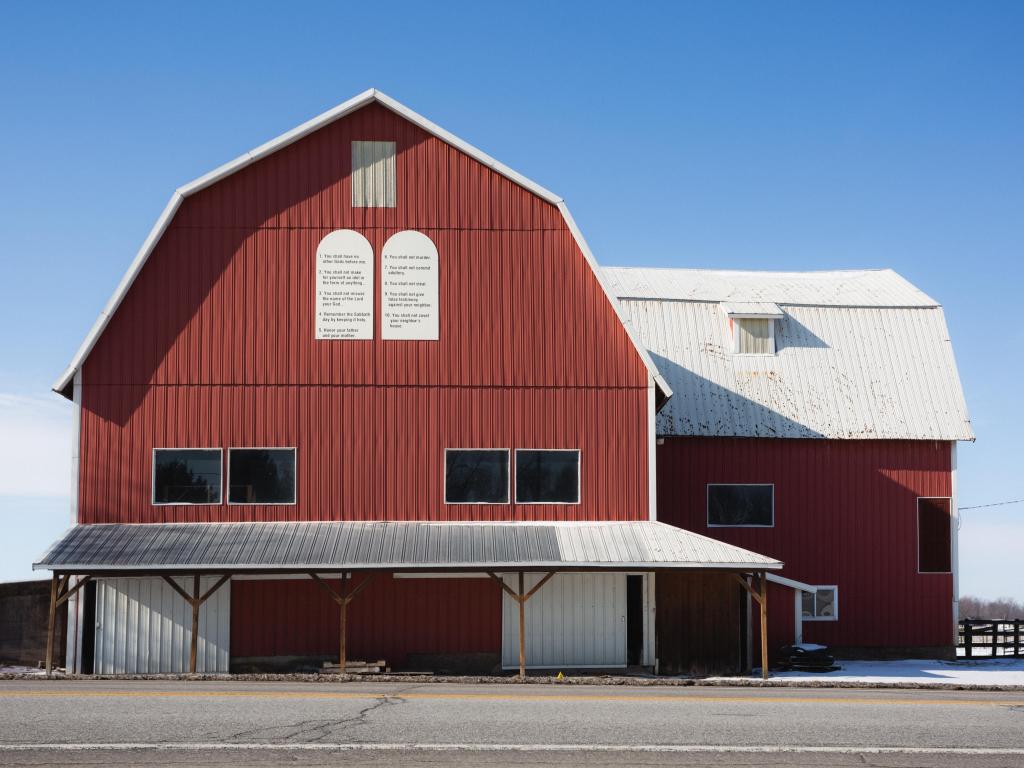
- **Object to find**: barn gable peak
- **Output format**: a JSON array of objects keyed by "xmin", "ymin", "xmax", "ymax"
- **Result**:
[{"xmin": 54, "ymin": 89, "xmax": 671, "ymax": 402}]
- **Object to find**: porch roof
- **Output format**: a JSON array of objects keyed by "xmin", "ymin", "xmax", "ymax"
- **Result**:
[{"xmin": 33, "ymin": 520, "xmax": 781, "ymax": 574}]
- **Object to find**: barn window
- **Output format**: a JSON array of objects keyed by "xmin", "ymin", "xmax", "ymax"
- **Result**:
[
  {"xmin": 445, "ymin": 449, "xmax": 509, "ymax": 504},
  {"xmin": 515, "ymin": 450, "xmax": 580, "ymax": 504},
  {"xmin": 707, "ymin": 484, "xmax": 774, "ymax": 526},
  {"xmin": 228, "ymin": 448, "xmax": 296, "ymax": 505},
  {"xmin": 918, "ymin": 497, "xmax": 952, "ymax": 573},
  {"xmin": 153, "ymin": 449, "xmax": 222, "ymax": 505},
  {"xmin": 801, "ymin": 586, "xmax": 838, "ymax": 621},
  {"xmin": 734, "ymin": 318, "xmax": 775, "ymax": 354},
  {"xmin": 351, "ymin": 140, "xmax": 396, "ymax": 207}
]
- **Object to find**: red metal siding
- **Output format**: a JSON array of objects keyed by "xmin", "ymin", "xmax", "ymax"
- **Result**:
[
  {"xmin": 77, "ymin": 103, "xmax": 649, "ymax": 523},
  {"xmin": 230, "ymin": 577, "xmax": 501, "ymax": 666},
  {"xmin": 79, "ymin": 385, "xmax": 647, "ymax": 522},
  {"xmin": 658, "ymin": 438, "xmax": 954, "ymax": 649}
]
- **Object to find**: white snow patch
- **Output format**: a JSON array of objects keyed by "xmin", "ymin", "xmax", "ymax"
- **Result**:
[{"xmin": 728, "ymin": 658, "xmax": 1024, "ymax": 686}]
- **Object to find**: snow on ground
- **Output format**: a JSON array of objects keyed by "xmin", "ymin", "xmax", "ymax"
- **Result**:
[
  {"xmin": 760, "ymin": 658, "xmax": 1024, "ymax": 686},
  {"xmin": 0, "ymin": 665, "xmax": 44, "ymax": 676}
]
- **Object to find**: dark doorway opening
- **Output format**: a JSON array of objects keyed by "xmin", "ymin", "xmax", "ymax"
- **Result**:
[
  {"xmin": 81, "ymin": 579, "xmax": 96, "ymax": 675},
  {"xmin": 626, "ymin": 575, "xmax": 643, "ymax": 665}
]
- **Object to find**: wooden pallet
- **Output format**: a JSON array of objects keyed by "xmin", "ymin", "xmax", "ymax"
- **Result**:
[{"xmin": 322, "ymin": 659, "xmax": 388, "ymax": 674}]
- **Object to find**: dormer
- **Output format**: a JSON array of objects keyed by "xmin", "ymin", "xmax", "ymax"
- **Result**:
[{"xmin": 722, "ymin": 302, "xmax": 785, "ymax": 355}]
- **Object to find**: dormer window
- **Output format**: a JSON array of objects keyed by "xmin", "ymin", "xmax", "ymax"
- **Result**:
[{"xmin": 722, "ymin": 302, "xmax": 784, "ymax": 355}]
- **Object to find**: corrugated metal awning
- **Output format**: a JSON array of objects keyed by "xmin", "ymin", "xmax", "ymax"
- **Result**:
[{"xmin": 33, "ymin": 521, "xmax": 781, "ymax": 573}]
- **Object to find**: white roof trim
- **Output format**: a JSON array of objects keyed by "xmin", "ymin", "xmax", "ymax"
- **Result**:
[
  {"xmin": 721, "ymin": 301, "xmax": 785, "ymax": 319},
  {"xmin": 767, "ymin": 573, "xmax": 818, "ymax": 593},
  {"xmin": 54, "ymin": 89, "xmax": 670, "ymax": 402}
]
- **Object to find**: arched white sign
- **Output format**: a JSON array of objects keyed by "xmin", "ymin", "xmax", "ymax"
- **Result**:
[
  {"xmin": 381, "ymin": 230, "xmax": 439, "ymax": 341},
  {"xmin": 314, "ymin": 229, "xmax": 374, "ymax": 340}
]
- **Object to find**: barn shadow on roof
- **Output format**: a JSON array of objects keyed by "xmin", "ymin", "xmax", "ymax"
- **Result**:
[
  {"xmin": 648, "ymin": 352, "xmax": 826, "ymax": 439},
  {"xmin": 775, "ymin": 314, "xmax": 829, "ymax": 353}
]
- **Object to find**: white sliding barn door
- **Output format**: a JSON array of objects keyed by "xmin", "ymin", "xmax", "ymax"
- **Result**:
[
  {"xmin": 93, "ymin": 577, "xmax": 230, "ymax": 674},
  {"xmin": 501, "ymin": 573, "xmax": 627, "ymax": 669}
]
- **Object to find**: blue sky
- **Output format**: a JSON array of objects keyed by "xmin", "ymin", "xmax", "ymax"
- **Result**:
[{"xmin": 1, "ymin": 2, "xmax": 1021, "ymax": 598}]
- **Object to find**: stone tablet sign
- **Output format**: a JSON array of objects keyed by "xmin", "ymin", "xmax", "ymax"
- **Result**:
[
  {"xmin": 315, "ymin": 230, "xmax": 374, "ymax": 340},
  {"xmin": 381, "ymin": 230, "xmax": 439, "ymax": 341}
]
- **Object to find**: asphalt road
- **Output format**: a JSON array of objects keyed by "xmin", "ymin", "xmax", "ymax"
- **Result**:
[{"xmin": 1, "ymin": 679, "xmax": 1023, "ymax": 767}]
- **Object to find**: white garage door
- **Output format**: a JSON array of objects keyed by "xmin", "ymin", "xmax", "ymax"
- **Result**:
[
  {"xmin": 501, "ymin": 572, "xmax": 627, "ymax": 669},
  {"xmin": 94, "ymin": 576, "xmax": 230, "ymax": 674}
]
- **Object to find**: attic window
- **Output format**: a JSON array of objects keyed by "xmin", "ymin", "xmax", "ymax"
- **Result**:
[
  {"xmin": 735, "ymin": 318, "xmax": 774, "ymax": 354},
  {"xmin": 722, "ymin": 302, "xmax": 783, "ymax": 355},
  {"xmin": 352, "ymin": 141, "xmax": 396, "ymax": 208}
]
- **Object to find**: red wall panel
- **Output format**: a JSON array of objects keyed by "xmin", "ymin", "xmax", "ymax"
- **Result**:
[
  {"xmin": 79, "ymin": 384, "xmax": 647, "ymax": 523},
  {"xmin": 230, "ymin": 576, "xmax": 501, "ymax": 667},
  {"xmin": 658, "ymin": 438, "xmax": 954, "ymax": 649},
  {"xmin": 77, "ymin": 102, "xmax": 651, "ymax": 523}
]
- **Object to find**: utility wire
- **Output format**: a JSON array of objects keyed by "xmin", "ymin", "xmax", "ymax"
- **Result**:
[{"xmin": 958, "ymin": 498, "xmax": 1024, "ymax": 511}]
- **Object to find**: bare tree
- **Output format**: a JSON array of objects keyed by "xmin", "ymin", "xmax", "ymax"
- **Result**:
[{"xmin": 960, "ymin": 595, "xmax": 1024, "ymax": 619}]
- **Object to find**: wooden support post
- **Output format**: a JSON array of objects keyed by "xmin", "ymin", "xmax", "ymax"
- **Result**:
[
  {"xmin": 486, "ymin": 571, "xmax": 557, "ymax": 680},
  {"xmin": 732, "ymin": 572, "xmax": 769, "ymax": 679},
  {"xmin": 159, "ymin": 574, "xmax": 230, "ymax": 674},
  {"xmin": 759, "ymin": 572, "xmax": 769, "ymax": 680},
  {"xmin": 309, "ymin": 572, "xmax": 374, "ymax": 672},
  {"xmin": 518, "ymin": 572, "xmax": 526, "ymax": 679},
  {"xmin": 189, "ymin": 575, "xmax": 200, "ymax": 674},
  {"xmin": 45, "ymin": 573, "xmax": 58, "ymax": 677},
  {"xmin": 339, "ymin": 573, "xmax": 348, "ymax": 672}
]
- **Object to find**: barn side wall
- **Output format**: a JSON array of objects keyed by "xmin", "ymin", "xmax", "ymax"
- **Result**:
[{"xmin": 658, "ymin": 437, "xmax": 955, "ymax": 652}]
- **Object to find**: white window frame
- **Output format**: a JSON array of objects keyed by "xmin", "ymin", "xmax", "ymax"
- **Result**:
[
  {"xmin": 732, "ymin": 317, "xmax": 776, "ymax": 356},
  {"xmin": 443, "ymin": 448, "xmax": 511, "ymax": 505},
  {"xmin": 151, "ymin": 447, "xmax": 223, "ymax": 507},
  {"xmin": 916, "ymin": 496, "xmax": 954, "ymax": 575},
  {"xmin": 226, "ymin": 447, "xmax": 298, "ymax": 506},
  {"xmin": 513, "ymin": 448, "xmax": 582, "ymax": 506},
  {"xmin": 801, "ymin": 585, "xmax": 839, "ymax": 622},
  {"xmin": 706, "ymin": 483, "xmax": 775, "ymax": 528},
  {"xmin": 351, "ymin": 140, "xmax": 397, "ymax": 208}
]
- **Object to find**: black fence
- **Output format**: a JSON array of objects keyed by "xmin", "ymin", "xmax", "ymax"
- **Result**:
[{"xmin": 958, "ymin": 619, "xmax": 1023, "ymax": 658}]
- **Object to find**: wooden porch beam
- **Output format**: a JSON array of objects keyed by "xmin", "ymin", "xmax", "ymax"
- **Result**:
[
  {"xmin": 55, "ymin": 575, "xmax": 92, "ymax": 608},
  {"xmin": 759, "ymin": 571, "xmax": 769, "ymax": 681}
]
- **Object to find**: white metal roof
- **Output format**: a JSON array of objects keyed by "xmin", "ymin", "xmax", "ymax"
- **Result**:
[
  {"xmin": 605, "ymin": 267, "xmax": 938, "ymax": 307},
  {"xmin": 34, "ymin": 521, "xmax": 781, "ymax": 572},
  {"xmin": 54, "ymin": 89, "xmax": 670, "ymax": 401},
  {"xmin": 604, "ymin": 267, "xmax": 973, "ymax": 441}
]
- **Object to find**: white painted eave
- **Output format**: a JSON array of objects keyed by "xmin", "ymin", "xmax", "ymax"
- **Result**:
[{"xmin": 55, "ymin": 89, "xmax": 669, "ymax": 402}]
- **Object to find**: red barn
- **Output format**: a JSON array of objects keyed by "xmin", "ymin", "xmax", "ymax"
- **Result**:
[{"xmin": 34, "ymin": 90, "xmax": 970, "ymax": 676}]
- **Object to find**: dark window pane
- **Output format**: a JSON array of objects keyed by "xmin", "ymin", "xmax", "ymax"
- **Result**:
[
  {"xmin": 801, "ymin": 590, "xmax": 815, "ymax": 618},
  {"xmin": 918, "ymin": 498, "xmax": 951, "ymax": 573},
  {"xmin": 229, "ymin": 449, "xmax": 296, "ymax": 504},
  {"xmin": 707, "ymin": 484, "xmax": 773, "ymax": 526},
  {"xmin": 445, "ymin": 450, "xmax": 508, "ymax": 504},
  {"xmin": 516, "ymin": 450, "xmax": 579, "ymax": 504},
  {"xmin": 154, "ymin": 449, "xmax": 221, "ymax": 504}
]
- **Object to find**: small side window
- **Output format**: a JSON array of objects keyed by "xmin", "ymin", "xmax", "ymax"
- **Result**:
[
  {"xmin": 918, "ymin": 497, "xmax": 952, "ymax": 573},
  {"xmin": 445, "ymin": 449, "xmax": 509, "ymax": 504},
  {"xmin": 707, "ymin": 484, "xmax": 774, "ymax": 527},
  {"xmin": 801, "ymin": 586, "xmax": 838, "ymax": 621},
  {"xmin": 153, "ymin": 449, "xmax": 222, "ymax": 505},
  {"xmin": 228, "ymin": 448, "xmax": 296, "ymax": 505}
]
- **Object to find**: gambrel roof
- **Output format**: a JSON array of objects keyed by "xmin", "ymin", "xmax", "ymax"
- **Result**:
[
  {"xmin": 604, "ymin": 267, "xmax": 974, "ymax": 441},
  {"xmin": 55, "ymin": 89, "xmax": 671, "ymax": 401}
]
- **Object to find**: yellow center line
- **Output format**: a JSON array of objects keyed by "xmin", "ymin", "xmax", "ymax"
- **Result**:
[{"xmin": 0, "ymin": 690, "xmax": 1020, "ymax": 707}]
